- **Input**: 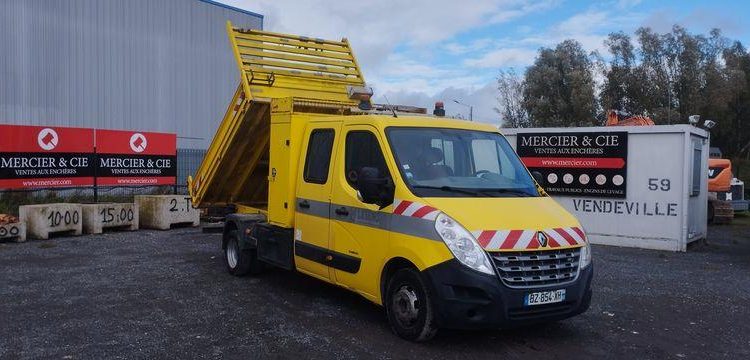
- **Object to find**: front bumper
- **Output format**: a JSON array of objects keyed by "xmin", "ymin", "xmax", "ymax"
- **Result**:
[{"xmin": 422, "ymin": 258, "xmax": 593, "ymax": 330}]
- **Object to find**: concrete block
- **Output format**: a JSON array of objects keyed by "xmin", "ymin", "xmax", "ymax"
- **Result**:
[
  {"xmin": 81, "ymin": 203, "xmax": 139, "ymax": 234},
  {"xmin": 19, "ymin": 203, "xmax": 83, "ymax": 240},
  {"xmin": 0, "ymin": 222, "xmax": 26, "ymax": 242},
  {"xmin": 135, "ymin": 195, "xmax": 199, "ymax": 230}
]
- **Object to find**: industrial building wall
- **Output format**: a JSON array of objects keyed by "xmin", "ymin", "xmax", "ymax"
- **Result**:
[{"xmin": 0, "ymin": 0, "xmax": 262, "ymax": 151}]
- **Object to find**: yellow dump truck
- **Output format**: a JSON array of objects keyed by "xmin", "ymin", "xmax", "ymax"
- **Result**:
[{"xmin": 189, "ymin": 22, "xmax": 592, "ymax": 341}]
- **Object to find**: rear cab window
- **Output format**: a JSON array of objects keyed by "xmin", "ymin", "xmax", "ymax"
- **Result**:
[{"xmin": 303, "ymin": 129, "xmax": 335, "ymax": 184}]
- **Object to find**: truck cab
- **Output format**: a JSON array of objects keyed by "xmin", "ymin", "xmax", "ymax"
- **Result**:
[{"xmin": 190, "ymin": 23, "xmax": 592, "ymax": 341}]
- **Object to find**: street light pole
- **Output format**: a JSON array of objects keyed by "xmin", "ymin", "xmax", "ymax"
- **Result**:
[{"xmin": 452, "ymin": 99, "xmax": 473, "ymax": 121}]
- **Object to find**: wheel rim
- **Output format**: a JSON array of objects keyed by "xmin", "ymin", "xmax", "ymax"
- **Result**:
[
  {"xmin": 226, "ymin": 238, "xmax": 238, "ymax": 269},
  {"xmin": 392, "ymin": 285, "xmax": 420, "ymax": 328}
]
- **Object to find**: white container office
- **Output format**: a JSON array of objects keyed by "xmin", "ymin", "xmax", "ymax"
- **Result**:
[{"xmin": 503, "ymin": 125, "xmax": 709, "ymax": 252}]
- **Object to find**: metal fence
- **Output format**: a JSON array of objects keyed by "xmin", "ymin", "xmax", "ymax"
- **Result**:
[
  {"xmin": 177, "ymin": 148, "xmax": 207, "ymax": 186},
  {"xmin": 0, "ymin": 148, "xmax": 207, "ymax": 215}
]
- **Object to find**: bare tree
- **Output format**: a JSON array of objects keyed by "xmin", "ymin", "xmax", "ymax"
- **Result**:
[{"xmin": 496, "ymin": 68, "xmax": 529, "ymax": 128}]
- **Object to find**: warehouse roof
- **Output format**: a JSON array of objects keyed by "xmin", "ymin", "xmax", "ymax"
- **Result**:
[{"xmin": 197, "ymin": 0, "xmax": 263, "ymax": 19}]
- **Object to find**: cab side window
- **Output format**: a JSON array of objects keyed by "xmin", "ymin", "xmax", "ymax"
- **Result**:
[
  {"xmin": 303, "ymin": 129, "xmax": 335, "ymax": 184},
  {"xmin": 345, "ymin": 131, "xmax": 390, "ymax": 188}
]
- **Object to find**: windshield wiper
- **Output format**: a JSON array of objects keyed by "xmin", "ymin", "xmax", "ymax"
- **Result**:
[
  {"xmin": 475, "ymin": 188, "xmax": 535, "ymax": 197},
  {"xmin": 411, "ymin": 185, "xmax": 482, "ymax": 196}
]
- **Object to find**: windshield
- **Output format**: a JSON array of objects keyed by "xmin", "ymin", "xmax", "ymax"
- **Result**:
[{"xmin": 386, "ymin": 127, "xmax": 539, "ymax": 198}]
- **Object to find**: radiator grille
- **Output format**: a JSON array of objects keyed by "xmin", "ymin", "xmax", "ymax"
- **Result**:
[{"xmin": 491, "ymin": 248, "xmax": 581, "ymax": 288}]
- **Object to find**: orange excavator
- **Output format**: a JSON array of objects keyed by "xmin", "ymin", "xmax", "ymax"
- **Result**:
[
  {"xmin": 606, "ymin": 110, "xmax": 655, "ymax": 126},
  {"xmin": 707, "ymin": 158, "xmax": 735, "ymax": 223},
  {"xmin": 604, "ymin": 110, "xmax": 734, "ymax": 223}
]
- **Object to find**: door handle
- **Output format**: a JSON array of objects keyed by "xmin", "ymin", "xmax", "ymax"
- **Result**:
[
  {"xmin": 335, "ymin": 207, "xmax": 349, "ymax": 216},
  {"xmin": 298, "ymin": 200, "xmax": 310, "ymax": 209}
]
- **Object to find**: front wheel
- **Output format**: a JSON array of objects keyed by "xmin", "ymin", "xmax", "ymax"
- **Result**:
[
  {"xmin": 385, "ymin": 268, "xmax": 438, "ymax": 341},
  {"xmin": 225, "ymin": 230, "xmax": 264, "ymax": 276}
]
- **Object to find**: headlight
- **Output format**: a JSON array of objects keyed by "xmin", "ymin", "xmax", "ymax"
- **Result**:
[
  {"xmin": 434, "ymin": 213, "xmax": 495, "ymax": 275},
  {"xmin": 580, "ymin": 242, "xmax": 592, "ymax": 269}
]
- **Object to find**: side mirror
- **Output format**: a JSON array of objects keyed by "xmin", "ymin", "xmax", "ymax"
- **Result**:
[
  {"xmin": 531, "ymin": 171, "xmax": 544, "ymax": 185},
  {"xmin": 357, "ymin": 167, "xmax": 393, "ymax": 209}
]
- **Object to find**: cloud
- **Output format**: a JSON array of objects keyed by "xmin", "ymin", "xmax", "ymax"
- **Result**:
[
  {"xmin": 617, "ymin": 0, "xmax": 642, "ymax": 9},
  {"xmin": 448, "ymin": 6, "xmax": 648, "ymax": 74},
  {"xmin": 444, "ymin": 38, "xmax": 495, "ymax": 55},
  {"xmin": 460, "ymin": 8, "xmax": 640, "ymax": 70},
  {"xmin": 380, "ymin": 82, "xmax": 501, "ymax": 124},
  {"xmin": 371, "ymin": 74, "xmax": 487, "ymax": 97},
  {"xmin": 553, "ymin": 10, "xmax": 610, "ymax": 36},
  {"xmin": 641, "ymin": 7, "xmax": 745, "ymax": 38},
  {"xmin": 224, "ymin": 0, "xmax": 560, "ymax": 73},
  {"xmin": 464, "ymin": 48, "xmax": 538, "ymax": 68},
  {"xmin": 488, "ymin": 0, "xmax": 561, "ymax": 23},
  {"xmin": 376, "ymin": 53, "xmax": 452, "ymax": 79},
  {"xmin": 511, "ymin": 7, "xmax": 646, "ymax": 54}
]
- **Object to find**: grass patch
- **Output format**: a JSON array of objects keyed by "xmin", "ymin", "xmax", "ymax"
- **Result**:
[
  {"xmin": 0, "ymin": 190, "xmax": 90, "ymax": 216},
  {"xmin": 0, "ymin": 187, "xmax": 177, "ymax": 216}
]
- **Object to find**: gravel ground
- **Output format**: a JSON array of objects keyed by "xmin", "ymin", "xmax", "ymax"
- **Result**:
[{"xmin": 1, "ymin": 221, "xmax": 749, "ymax": 360}]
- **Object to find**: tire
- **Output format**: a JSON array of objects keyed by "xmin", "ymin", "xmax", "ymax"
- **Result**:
[
  {"xmin": 707, "ymin": 201, "xmax": 715, "ymax": 224},
  {"xmin": 225, "ymin": 230, "xmax": 264, "ymax": 276},
  {"xmin": 385, "ymin": 268, "xmax": 438, "ymax": 342}
]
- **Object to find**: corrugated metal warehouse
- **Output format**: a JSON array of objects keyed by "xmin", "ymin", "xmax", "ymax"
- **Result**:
[{"xmin": 0, "ymin": 0, "xmax": 263, "ymax": 184}]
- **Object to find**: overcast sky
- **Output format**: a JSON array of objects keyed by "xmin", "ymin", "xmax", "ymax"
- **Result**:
[{"xmin": 222, "ymin": 0, "xmax": 749, "ymax": 125}]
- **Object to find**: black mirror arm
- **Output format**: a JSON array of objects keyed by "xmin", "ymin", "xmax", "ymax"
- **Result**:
[{"xmin": 377, "ymin": 177, "xmax": 395, "ymax": 209}]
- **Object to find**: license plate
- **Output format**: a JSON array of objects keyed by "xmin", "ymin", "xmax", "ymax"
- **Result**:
[{"xmin": 524, "ymin": 289, "xmax": 566, "ymax": 306}]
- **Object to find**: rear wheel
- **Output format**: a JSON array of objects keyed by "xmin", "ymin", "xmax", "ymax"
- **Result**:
[
  {"xmin": 385, "ymin": 268, "xmax": 438, "ymax": 342},
  {"xmin": 225, "ymin": 230, "xmax": 264, "ymax": 276}
]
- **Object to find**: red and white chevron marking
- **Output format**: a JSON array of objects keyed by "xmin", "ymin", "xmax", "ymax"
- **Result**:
[
  {"xmin": 471, "ymin": 227, "xmax": 586, "ymax": 251},
  {"xmin": 392, "ymin": 199, "xmax": 440, "ymax": 220}
]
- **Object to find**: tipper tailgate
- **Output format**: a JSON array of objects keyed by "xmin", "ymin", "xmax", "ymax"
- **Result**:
[{"xmin": 189, "ymin": 22, "xmax": 366, "ymax": 208}]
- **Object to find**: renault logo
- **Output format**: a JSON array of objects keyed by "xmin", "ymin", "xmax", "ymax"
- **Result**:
[{"xmin": 536, "ymin": 232, "xmax": 548, "ymax": 247}]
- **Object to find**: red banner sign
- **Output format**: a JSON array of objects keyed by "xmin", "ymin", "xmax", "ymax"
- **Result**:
[
  {"xmin": 95, "ymin": 130, "xmax": 177, "ymax": 186},
  {"xmin": 0, "ymin": 124, "xmax": 177, "ymax": 190},
  {"xmin": 0, "ymin": 125, "xmax": 95, "ymax": 189}
]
